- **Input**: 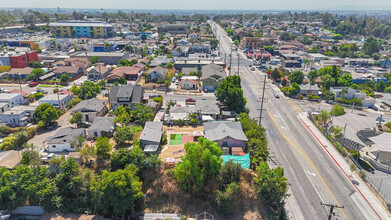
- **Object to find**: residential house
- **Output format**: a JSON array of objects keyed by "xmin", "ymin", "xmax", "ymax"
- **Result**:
[
  {"xmin": 180, "ymin": 79, "xmax": 198, "ymax": 90},
  {"xmin": 0, "ymin": 102, "xmax": 9, "ymax": 114},
  {"xmin": 0, "ymin": 105, "xmax": 37, "ymax": 127},
  {"xmin": 54, "ymin": 66, "xmax": 83, "ymax": 78},
  {"xmin": 110, "ymin": 66, "xmax": 143, "ymax": 81},
  {"xmin": 201, "ymin": 64, "xmax": 226, "ymax": 91},
  {"xmin": 204, "ymin": 121, "xmax": 248, "ymax": 148},
  {"xmin": 70, "ymin": 98, "xmax": 108, "ymax": 123},
  {"xmin": 181, "ymin": 67, "xmax": 198, "ymax": 75},
  {"xmin": 195, "ymin": 98, "xmax": 220, "ymax": 120},
  {"xmin": 7, "ymin": 67, "xmax": 33, "ymax": 79},
  {"xmin": 64, "ymin": 58, "xmax": 90, "ymax": 69},
  {"xmin": 109, "ymin": 84, "xmax": 143, "ymax": 110},
  {"xmin": 44, "ymin": 127, "xmax": 86, "ymax": 153},
  {"xmin": 140, "ymin": 122, "xmax": 163, "ymax": 154},
  {"xmin": 168, "ymin": 105, "xmax": 195, "ymax": 121},
  {"xmin": 171, "ymin": 46, "xmax": 189, "ymax": 57},
  {"xmin": 38, "ymin": 94, "xmax": 72, "ymax": 111},
  {"xmin": 299, "ymin": 84, "xmax": 321, "ymax": 96},
  {"xmin": 148, "ymin": 66, "xmax": 168, "ymax": 81},
  {"xmin": 0, "ymin": 93, "xmax": 25, "ymax": 107},
  {"xmin": 87, "ymin": 63, "xmax": 111, "ymax": 81},
  {"xmin": 87, "ymin": 117, "xmax": 114, "ymax": 138},
  {"xmin": 330, "ymin": 87, "xmax": 366, "ymax": 100},
  {"xmin": 188, "ymin": 31, "xmax": 201, "ymax": 40}
]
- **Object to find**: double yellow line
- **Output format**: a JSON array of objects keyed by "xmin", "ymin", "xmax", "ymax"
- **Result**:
[{"xmin": 268, "ymin": 112, "xmax": 349, "ymax": 220}]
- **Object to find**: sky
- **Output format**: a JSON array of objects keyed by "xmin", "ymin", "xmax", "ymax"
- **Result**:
[{"xmin": 1, "ymin": 0, "xmax": 391, "ymax": 10}]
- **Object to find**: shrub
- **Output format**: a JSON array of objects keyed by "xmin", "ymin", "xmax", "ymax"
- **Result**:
[
  {"xmin": 360, "ymin": 171, "xmax": 367, "ymax": 180},
  {"xmin": 308, "ymin": 94, "xmax": 320, "ymax": 100},
  {"xmin": 215, "ymin": 182, "xmax": 240, "ymax": 215},
  {"xmin": 218, "ymin": 161, "xmax": 242, "ymax": 190},
  {"xmin": 333, "ymin": 105, "xmax": 345, "ymax": 116},
  {"xmin": 358, "ymin": 159, "xmax": 374, "ymax": 172},
  {"xmin": 0, "ymin": 126, "xmax": 12, "ymax": 136},
  {"xmin": 385, "ymin": 122, "xmax": 391, "ymax": 130}
]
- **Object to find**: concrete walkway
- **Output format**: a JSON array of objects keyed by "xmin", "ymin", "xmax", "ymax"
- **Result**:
[{"xmin": 298, "ymin": 112, "xmax": 391, "ymax": 219}]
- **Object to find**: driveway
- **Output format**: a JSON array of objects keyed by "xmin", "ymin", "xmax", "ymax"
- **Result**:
[{"xmin": 28, "ymin": 110, "xmax": 73, "ymax": 152}]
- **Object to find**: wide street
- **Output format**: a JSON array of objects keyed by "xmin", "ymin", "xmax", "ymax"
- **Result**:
[{"xmin": 210, "ymin": 20, "xmax": 390, "ymax": 219}]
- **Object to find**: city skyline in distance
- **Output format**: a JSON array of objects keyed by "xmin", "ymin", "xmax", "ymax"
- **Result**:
[{"xmin": 2, "ymin": 0, "xmax": 391, "ymax": 11}]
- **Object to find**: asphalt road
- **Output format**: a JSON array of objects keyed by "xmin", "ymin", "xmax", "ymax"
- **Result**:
[{"xmin": 210, "ymin": 20, "xmax": 384, "ymax": 219}]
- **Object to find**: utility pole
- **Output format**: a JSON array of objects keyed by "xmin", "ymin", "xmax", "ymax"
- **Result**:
[
  {"xmin": 259, "ymin": 74, "xmax": 267, "ymax": 125},
  {"xmin": 351, "ymin": 102, "xmax": 355, "ymax": 113},
  {"xmin": 237, "ymin": 54, "xmax": 240, "ymax": 75},
  {"xmin": 341, "ymin": 123, "xmax": 347, "ymax": 147},
  {"xmin": 18, "ymin": 74, "xmax": 22, "ymax": 92},
  {"xmin": 56, "ymin": 81, "xmax": 61, "ymax": 111},
  {"xmin": 320, "ymin": 202, "xmax": 344, "ymax": 220},
  {"xmin": 229, "ymin": 43, "xmax": 233, "ymax": 76}
]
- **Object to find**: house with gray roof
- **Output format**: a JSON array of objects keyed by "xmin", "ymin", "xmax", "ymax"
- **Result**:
[
  {"xmin": 70, "ymin": 98, "xmax": 108, "ymax": 123},
  {"xmin": 201, "ymin": 64, "xmax": 226, "ymax": 91},
  {"xmin": 168, "ymin": 105, "xmax": 195, "ymax": 121},
  {"xmin": 195, "ymin": 99, "xmax": 220, "ymax": 120},
  {"xmin": 204, "ymin": 121, "xmax": 247, "ymax": 148},
  {"xmin": 87, "ymin": 117, "xmax": 114, "ymax": 139},
  {"xmin": 109, "ymin": 84, "xmax": 143, "ymax": 110},
  {"xmin": 44, "ymin": 127, "xmax": 86, "ymax": 153},
  {"xmin": 140, "ymin": 122, "xmax": 163, "ymax": 154},
  {"xmin": 299, "ymin": 84, "xmax": 321, "ymax": 96},
  {"xmin": 148, "ymin": 66, "xmax": 168, "ymax": 81}
]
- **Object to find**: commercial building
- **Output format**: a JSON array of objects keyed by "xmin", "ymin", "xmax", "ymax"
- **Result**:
[
  {"xmin": 0, "ymin": 50, "xmax": 39, "ymax": 69},
  {"xmin": 241, "ymin": 37, "xmax": 262, "ymax": 50},
  {"xmin": 49, "ymin": 21, "xmax": 115, "ymax": 38},
  {"xmin": 157, "ymin": 24, "xmax": 187, "ymax": 34},
  {"xmin": 0, "ymin": 93, "xmax": 25, "ymax": 107}
]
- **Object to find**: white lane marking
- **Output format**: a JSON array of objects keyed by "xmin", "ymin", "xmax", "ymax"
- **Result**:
[
  {"xmin": 277, "ymin": 112, "xmax": 290, "ymax": 129},
  {"xmin": 306, "ymin": 170, "xmax": 317, "ymax": 177},
  {"xmin": 304, "ymin": 169, "xmax": 328, "ymax": 211}
]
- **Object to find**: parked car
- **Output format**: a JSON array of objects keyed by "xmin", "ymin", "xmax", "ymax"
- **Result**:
[
  {"xmin": 29, "ymin": 82, "xmax": 39, "ymax": 87},
  {"xmin": 37, "ymin": 89, "xmax": 48, "ymax": 94}
]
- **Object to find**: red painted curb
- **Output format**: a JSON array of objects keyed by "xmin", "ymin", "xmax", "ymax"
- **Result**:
[{"xmin": 299, "ymin": 117, "xmax": 383, "ymax": 220}]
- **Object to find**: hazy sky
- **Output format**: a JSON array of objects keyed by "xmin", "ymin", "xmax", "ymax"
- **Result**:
[{"xmin": 1, "ymin": 0, "xmax": 390, "ymax": 10}]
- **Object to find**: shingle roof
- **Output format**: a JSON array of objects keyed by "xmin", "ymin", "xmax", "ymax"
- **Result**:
[
  {"xmin": 204, "ymin": 121, "xmax": 247, "ymax": 142},
  {"xmin": 44, "ymin": 127, "xmax": 85, "ymax": 144},
  {"xmin": 88, "ymin": 117, "xmax": 114, "ymax": 132},
  {"xmin": 54, "ymin": 66, "xmax": 81, "ymax": 74},
  {"xmin": 109, "ymin": 84, "xmax": 143, "ymax": 104},
  {"xmin": 71, "ymin": 98, "xmax": 106, "ymax": 113},
  {"xmin": 150, "ymin": 66, "xmax": 168, "ymax": 75},
  {"xmin": 201, "ymin": 64, "xmax": 226, "ymax": 80},
  {"xmin": 140, "ymin": 122, "xmax": 163, "ymax": 143},
  {"xmin": 195, "ymin": 99, "xmax": 219, "ymax": 115}
]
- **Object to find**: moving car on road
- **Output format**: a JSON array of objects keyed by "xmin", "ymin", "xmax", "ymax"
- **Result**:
[{"xmin": 29, "ymin": 81, "xmax": 39, "ymax": 87}]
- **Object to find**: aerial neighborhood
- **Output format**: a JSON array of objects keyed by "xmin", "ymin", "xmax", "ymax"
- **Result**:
[{"xmin": 0, "ymin": 6, "xmax": 391, "ymax": 220}]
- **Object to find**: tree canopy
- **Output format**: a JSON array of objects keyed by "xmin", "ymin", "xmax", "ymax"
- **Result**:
[
  {"xmin": 215, "ymin": 75, "xmax": 247, "ymax": 113},
  {"xmin": 33, "ymin": 103, "xmax": 62, "ymax": 125}
]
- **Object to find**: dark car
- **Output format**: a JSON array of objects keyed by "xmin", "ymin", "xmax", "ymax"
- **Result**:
[{"xmin": 46, "ymin": 121, "xmax": 58, "ymax": 130}]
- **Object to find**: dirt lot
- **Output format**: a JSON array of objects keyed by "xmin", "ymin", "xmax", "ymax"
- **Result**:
[{"xmin": 142, "ymin": 165, "xmax": 265, "ymax": 219}]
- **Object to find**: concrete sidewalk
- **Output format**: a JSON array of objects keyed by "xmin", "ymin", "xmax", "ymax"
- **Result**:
[{"xmin": 298, "ymin": 112, "xmax": 391, "ymax": 219}]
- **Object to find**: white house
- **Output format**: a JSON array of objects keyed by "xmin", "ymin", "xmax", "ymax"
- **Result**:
[
  {"xmin": 148, "ymin": 66, "xmax": 168, "ymax": 81},
  {"xmin": 70, "ymin": 98, "xmax": 108, "ymax": 123},
  {"xmin": 0, "ymin": 105, "xmax": 37, "ymax": 127},
  {"xmin": 330, "ymin": 87, "xmax": 366, "ymax": 100},
  {"xmin": 0, "ymin": 93, "xmax": 25, "ymax": 107},
  {"xmin": 38, "ymin": 94, "xmax": 72, "ymax": 111},
  {"xmin": 180, "ymin": 79, "xmax": 198, "ymax": 90},
  {"xmin": 44, "ymin": 127, "xmax": 85, "ymax": 153}
]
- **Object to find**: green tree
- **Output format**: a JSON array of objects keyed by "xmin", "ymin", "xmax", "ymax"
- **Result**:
[
  {"xmin": 69, "ymin": 112, "xmax": 83, "ymax": 128},
  {"xmin": 33, "ymin": 103, "xmax": 62, "ymax": 125},
  {"xmin": 253, "ymin": 162, "xmax": 288, "ymax": 218},
  {"xmin": 226, "ymin": 29, "xmax": 234, "ymax": 36},
  {"xmin": 26, "ymin": 68, "xmax": 45, "ymax": 81},
  {"xmin": 215, "ymin": 182, "xmax": 240, "ymax": 215},
  {"xmin": 60, "ymin": 73, "xmax": 70, "ymax": 83},
  {"xmin": 29, "ymin": 61, "xmax": 42, "ymax": 68},
  {"xmin": 362, "ymin": 37, "xmax": 380, "ymax": 56},
  {"xmin": 68, "ymin": 98, "xmax": 82, "ymax": 109},
  {"xmin": 288, "ymin": 70, "xmax": 304, "ymax": 85},
  {"xmin": 319, "ymin": 110, "xmax": 331, "ymax": 127},
  {"xmin": 95, "ymin": 137, "xmax": 112, "ymax": 160},
  {"xmin": 110, "ymin": 147, "xmax": 146, "ymax": 172},
  {"xmin": 321, "ymin": 74, "xmax": 335, "ymax": 90},
  {"xmin": 91, "ymin": 166, "xmax": 144, "ymax": 217},
  {"xmin": 174, "ymin": 137, "xmax": 222, "ymax": 193},
  {"xmin": 215, "ymin": 75, "xmax": 247, "ymax": 113},
  {"xmin": 332, "ymin": 105, "xmax": 345, "ymax": 116},
  {"xmin": 90, "ymin": 56, "xmax": 99, "ymax": 64},
  {"xmin": 217, "ymin": 161, "xmax": 242, "ymax": 190},
  {"xmin": 78, "ymin": 81, "xmax": 100, "ymax": 100},
  {"xmin": 113, "ymin": 126, "xmax": 142, "ymax": 146},
  {"xmin": 337, "ymin": 74, "xmax": 353, "ymax": 87}
]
